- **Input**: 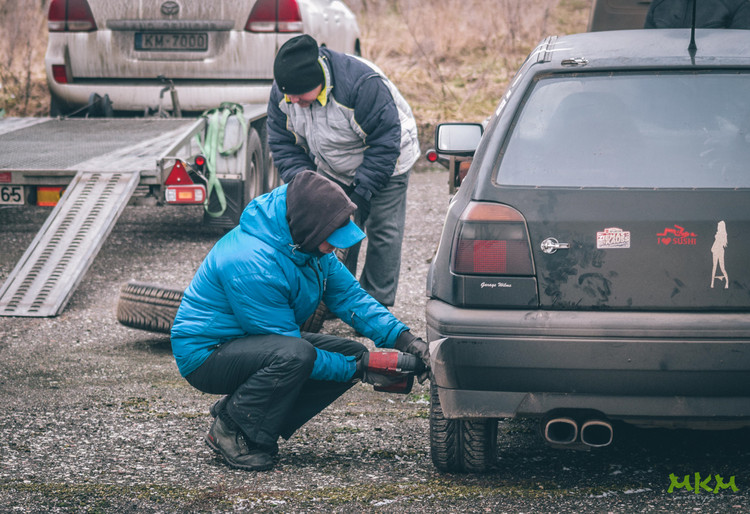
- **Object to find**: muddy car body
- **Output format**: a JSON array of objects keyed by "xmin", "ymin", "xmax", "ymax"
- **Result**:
[
  {"xmin": 426, "ymin": 29, "xmax": 750, "ymax": 472},
  {"xmin": 45, "ymin": 0, "xmax": 361, "ymax": 114}
]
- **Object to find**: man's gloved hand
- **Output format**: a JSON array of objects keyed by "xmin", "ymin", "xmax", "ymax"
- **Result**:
[
  {"xmin": 395, "ymin": 331, "xmax": 430, "ymax": 383},
  {"xmin": 349, "ymin": 191, "xmax": 371, "ymax": 220},
  {"xmin": 355, "ymin": 352, "xmax": 409, "ymax": 389}
]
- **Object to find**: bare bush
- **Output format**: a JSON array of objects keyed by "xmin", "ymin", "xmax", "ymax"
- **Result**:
[
  {"xmin": 357, "ymin": 0, "xmax": 588, "ymax": 131},
  {"xmin": 0, "ymin": 0, "xmax": 48, "ymax": 116}
]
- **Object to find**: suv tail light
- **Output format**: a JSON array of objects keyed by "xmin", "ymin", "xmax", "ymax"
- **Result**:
[
  {"xmin": 51, "ymin": 65, "xmax": 69, "ymax": 84},
  {"xmin": 48, "ymin": 0, "xmax": 97, "ymax": 32},
  {"xmin": 245, "ymin": 0, "xmax": 303, "ymax": 33},
  {"xmin": 451, "ymin": 202, "xmax": 534, "ymax": 275}
]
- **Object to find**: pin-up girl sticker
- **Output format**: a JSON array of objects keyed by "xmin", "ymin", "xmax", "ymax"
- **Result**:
[{"xmin": 710, "ymin": 221, "xmax": 729, "ymax": 289}]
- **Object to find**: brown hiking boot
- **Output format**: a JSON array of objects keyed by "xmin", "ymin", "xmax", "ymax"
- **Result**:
[{"xmin": 205, "ymin": 416, "xmax": 274, "ymax": 471}]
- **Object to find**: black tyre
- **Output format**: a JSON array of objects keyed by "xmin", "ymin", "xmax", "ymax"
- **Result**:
[
  {"xmin": 257, "ymin": 123, "xmax": 281, "ymax": 193},
  {"xmin": 243, "ymin": 127, "xmax": 265, "ymax": 205},
  {"xmin": 49, "ymin": 93, "xmax": 66, "ymax": 117},
  {"xmin": 300, "ymin": 247, "xmax": 349, "ymax": 333},
  {"xmin": 429, "ymin": 380, "xmax": 498, "ymax": 473},
  {"xmin": 117, "ymin": 282, "xmax": 184, "ymax": 334}
]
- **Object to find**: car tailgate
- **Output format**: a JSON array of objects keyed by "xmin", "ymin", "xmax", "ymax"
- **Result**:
[
  {"xmin": 68, "ymin": 0, "xmax": 275, "ymax": 80},
  {"xmin": 508, "ymin": 188, "xmax": 750, "ymax": 310}
]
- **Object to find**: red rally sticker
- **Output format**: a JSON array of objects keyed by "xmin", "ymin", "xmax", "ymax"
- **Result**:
[{"xmin": 657, "ymin": 225, "xmax": 697, "ymax": 246}]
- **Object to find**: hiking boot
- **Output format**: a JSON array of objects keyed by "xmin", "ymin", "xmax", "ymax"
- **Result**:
[
  {"xmin": 205, "ymin": 416, "xmax": 274, "ymax": 471},
  {"xmin": 208, "ymin": 398, "xmax": 280, "ymax": 456},
  {"xmin": 209, "ymin": 396, "xmax": 229, "ymax": 419}
]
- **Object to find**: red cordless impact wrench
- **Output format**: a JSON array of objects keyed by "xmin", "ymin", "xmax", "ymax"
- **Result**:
[{"xmin": 359, "ymin": 351, "xmax": 426, "ymax": 394}]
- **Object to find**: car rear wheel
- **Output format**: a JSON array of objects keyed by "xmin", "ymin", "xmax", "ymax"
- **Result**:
[
  {"xmin": 430, "ymin": 380, "xmax": 498, "ymax": 473},
  {"xmin": 116, "ymin": 281, "xmax": 184, "ymax": 334}
]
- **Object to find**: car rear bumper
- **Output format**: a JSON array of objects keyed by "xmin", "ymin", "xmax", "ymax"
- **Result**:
[
  {"xmin": 47, "ymin": 79, "xmax": 273, "ymax": 113},
  {"xmin": 426, "ymin": 299, "xmax": 750, "ymax": 425}
]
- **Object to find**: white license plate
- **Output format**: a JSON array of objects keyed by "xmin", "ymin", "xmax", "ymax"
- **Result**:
[
  {"xmin": 135, "ymin": 32, "xmax": 208, "ymax": 51},
  {"xmin": 0, "ymin": 185, "xmax": 24, "ymax": 205}
]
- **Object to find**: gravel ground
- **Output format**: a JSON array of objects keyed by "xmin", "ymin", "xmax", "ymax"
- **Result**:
[{"xmin": 1, "ymin": 169, "xmax": 749, "ymax": 513}]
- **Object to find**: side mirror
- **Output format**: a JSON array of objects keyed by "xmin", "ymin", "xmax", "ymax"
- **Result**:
[{"xmin": 435, "ymin": 122, "xmax": 483, "ymax": 155}]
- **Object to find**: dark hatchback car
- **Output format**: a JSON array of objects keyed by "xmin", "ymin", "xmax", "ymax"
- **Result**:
[{"xmin": 426, "ymin": 29, "xmax": 750, "ymax": 473}]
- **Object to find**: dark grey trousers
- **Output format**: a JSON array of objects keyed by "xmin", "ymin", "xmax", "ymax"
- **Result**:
[
  {"xmin": 186, "ymin": 332, "xmax": 367, "ymax": 447},
  {"xmin": 344, "ymin": 170, "xmax": 410, "ymax": 307}
]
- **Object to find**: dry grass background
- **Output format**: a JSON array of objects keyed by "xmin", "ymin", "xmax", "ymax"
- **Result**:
[{"xmin": 0, "ymin": 0, "xmax": 590, "ymax": 139}]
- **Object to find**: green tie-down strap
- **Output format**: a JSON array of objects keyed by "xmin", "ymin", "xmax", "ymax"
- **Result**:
[{"xmin": 194, "ymin": 102, "xmax": 249, "ymax": 217}]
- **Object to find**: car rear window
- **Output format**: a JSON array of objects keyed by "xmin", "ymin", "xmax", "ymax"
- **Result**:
[{"xmin": 496, "ymin": 72, "xmax": 750, "ymax": 188}]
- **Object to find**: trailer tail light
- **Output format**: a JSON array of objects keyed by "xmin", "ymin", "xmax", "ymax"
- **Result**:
[
  {"xmin": 48, "ymin": 0, "xmax": 97, "ymax": 32},
  {"xmin": 166, "ymin": 185, "xmax": 205, "ymax": 204},
  {"xmin": 165, "ymin": 160, "xmax": 206, "ymax": 205},
  {"xmin": 37, "ymin": 186, "xmax": 65, "ymax": 206},
  {"xmin": 245, "ymin": 0, "xmax": 303, "ymax": 33},
  {"xmin": 451, "ymin": 202, "xmax": 534, "ymax": 275},
  {"xmin": 194, "ymin": 155, "xmax": 206, "ymax": 172}
]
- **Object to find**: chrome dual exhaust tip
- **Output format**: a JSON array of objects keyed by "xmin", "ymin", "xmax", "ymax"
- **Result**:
[
  {"xmin": 580, "ymin": 419, "xmax": 614, "ymax": 448},
  {"xmin": 542, "ymin": 415, "xmax": 614, "ymax": 448},
  {"xmin": 544, "ymin": 417, "xmax": 578, "ymax": 445}
]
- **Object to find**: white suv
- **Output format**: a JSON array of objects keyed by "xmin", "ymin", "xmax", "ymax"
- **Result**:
[{"xmin": 45, "ymin": 0, "xmax": 361, "ymax": 115}]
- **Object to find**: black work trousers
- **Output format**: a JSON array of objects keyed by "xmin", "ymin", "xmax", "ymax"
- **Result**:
[{"xmin": 185, "ymin": 332, "xmax": 366, "ymax": 448}]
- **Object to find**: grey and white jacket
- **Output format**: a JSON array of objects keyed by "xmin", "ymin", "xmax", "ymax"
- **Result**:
[{"xmin": 267, "ymin": 47, "xmax": 420, "ymax": 201}]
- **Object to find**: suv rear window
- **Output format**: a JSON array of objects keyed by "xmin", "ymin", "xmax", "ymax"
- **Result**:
[{"xmin": 497, "ymin": 72, "xmax": 750, "ymax": 189}]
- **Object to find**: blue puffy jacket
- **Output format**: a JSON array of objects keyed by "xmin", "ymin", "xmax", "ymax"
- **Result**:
[{"xmin": 170, "ymin": 184, "xmax": 408, "ymax": 378}]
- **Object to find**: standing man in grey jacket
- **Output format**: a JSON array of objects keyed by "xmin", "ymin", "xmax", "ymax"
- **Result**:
[{"xmin": 267, "ymin": 35, "xmax": 421, "ymax": 308}]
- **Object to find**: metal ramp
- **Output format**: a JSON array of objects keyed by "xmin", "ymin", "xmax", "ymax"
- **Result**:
[
  {"xmin": 0, "ymin": 170, "xmax": 140, "ymax": 316},
  {"xmin": 0, "ymin": 116, "xmax": 203, "ymax": 317}
]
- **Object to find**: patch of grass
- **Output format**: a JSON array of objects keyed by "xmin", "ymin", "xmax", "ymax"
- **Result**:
[
  {"xmin": 331, "ymin": 426, "xmax": 362, "ymax": 434},
  {"xmin": 0, "ymin": 482, "xmax": 234, "ymax": 511},
  {"xmin": 1, "ymin": 476, "xmax": 655, "ymax": 510}
]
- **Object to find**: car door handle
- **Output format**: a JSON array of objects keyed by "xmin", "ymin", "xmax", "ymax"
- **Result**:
[{"xmin": 540, "ymin": 237, "xmax": 570, "ymax": 254}]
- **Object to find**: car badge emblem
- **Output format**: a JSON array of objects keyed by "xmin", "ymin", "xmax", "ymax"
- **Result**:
[{"xmin": 161, "ymin": 1, "xmax": 180, "ymax": 16}]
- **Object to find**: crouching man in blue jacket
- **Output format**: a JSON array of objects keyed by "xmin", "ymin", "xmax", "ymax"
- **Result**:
[{"xmin": 170, "ymin": 171, "xmax": 429, "ymax": 471}]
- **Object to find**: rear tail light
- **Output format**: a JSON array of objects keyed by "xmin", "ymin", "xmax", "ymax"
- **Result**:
[
  {"xmin": 245, "ymin": 0, "xmax": 303, "ymax": 33},
  {"xmin": 164, "ymin": 159, "xmax": 206, "ymax": 205},
  {"xmin": 48, "ymin": 0, "xmax": 97, "ymax": 32},
  {"xmin": 37, "ymin": 186, "xmax": 65, "ymax": 206},
  {"xmin": 451, "ymin": 202, "xmax": 534, "ymax": 275},
  {"xmin": 51, "ymin": 65, "xmax": 69, "ymax": 84}
]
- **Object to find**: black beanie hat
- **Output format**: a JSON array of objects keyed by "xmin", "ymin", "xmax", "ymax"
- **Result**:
[
  {"xmin": 286, "ymin": 171, "xmax": 356, "ymax": 254},
  {"xmin": 274, "ymin": 35, "xmax": 325, "ymax": 95}
]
